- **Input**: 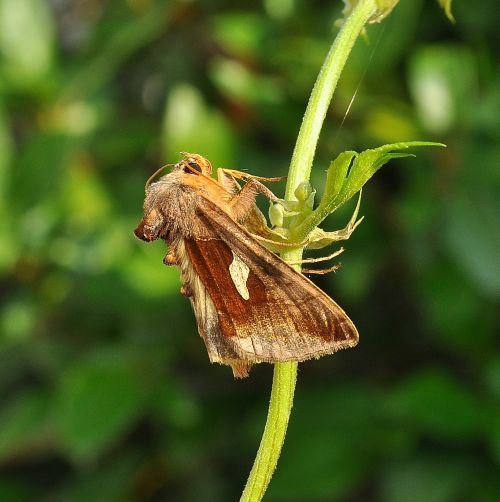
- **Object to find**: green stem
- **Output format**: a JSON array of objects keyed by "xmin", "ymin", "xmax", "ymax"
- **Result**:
[
  {"xmin": 240, "ymin": 2, "xmax": 376, "ymax": 501},
  {"xmin": 240, "ymin": 362, "xmax": 297, "ymax": 502},
  {"xmin": 285, "ymin": 0, "xmax": 377, "ymax": 201}
]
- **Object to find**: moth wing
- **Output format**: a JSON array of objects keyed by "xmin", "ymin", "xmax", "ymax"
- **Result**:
[{"xmin": 185, "ymin": 196, "xmax": 358, "ymax": 365}]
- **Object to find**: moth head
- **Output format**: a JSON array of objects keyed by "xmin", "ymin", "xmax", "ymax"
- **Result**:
[
  {"xmin": 134, "ymin": 208, "xmax": 167, "ymax": 242},
  {"xmin": 176, "ymin": 152, "xmax": 213, "ymax": 176}
]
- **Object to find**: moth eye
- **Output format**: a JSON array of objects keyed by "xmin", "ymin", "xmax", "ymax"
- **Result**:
[{"xmin": 185, "ymin": 161, "xmax": 202, "ymax": 174}]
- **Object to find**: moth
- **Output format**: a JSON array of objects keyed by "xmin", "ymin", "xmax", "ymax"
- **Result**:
[{"xmin": 134, "ymin": 153, "xmax": 358, "ymax": 378}]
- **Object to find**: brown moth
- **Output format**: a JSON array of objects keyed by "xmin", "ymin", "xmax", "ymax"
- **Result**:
[{"xmin": 134, "ymin": 153, "xmax": 358, "ymax": 378}]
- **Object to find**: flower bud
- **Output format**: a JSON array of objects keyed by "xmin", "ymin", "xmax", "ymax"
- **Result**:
[
  {"xmin": 294, "ymin": 181, "xmax": 313, "ymax": 202},
  {"xmin": 269, "ymin": 203, "xmax": 284, "ymax": 227}
]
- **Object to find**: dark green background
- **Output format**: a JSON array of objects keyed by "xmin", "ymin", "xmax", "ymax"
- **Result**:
[{"xmin": 1, "ymin": 0, "xmax": 499, "ymax": 500}]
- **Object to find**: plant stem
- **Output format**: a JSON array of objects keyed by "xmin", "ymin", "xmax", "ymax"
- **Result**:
[
  {"xmin": 286, "ymin": 0, "xmax": 377, "ymax": 201},
  {"xmin": 240, "ymin": 362, "xmax": 297, "ymax": 502},
  {"xmin": 240, "ymin": 2, "xmax": 376, "ymax": 501}
]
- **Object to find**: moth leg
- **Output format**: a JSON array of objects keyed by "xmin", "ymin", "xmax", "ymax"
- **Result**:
[
  {"xmin": 251, "ymin": 233, "xmax": 308, "ymax": 250},
  {"xmin": 216, "ymin": 168, "xmax": 241, "ymax": 194},
  {"xmin": 285, "ymin": 247, "xmax": 344, "ymax": 265},
  {"xmin": 302, "ymin": 264, "xmax": 342, "ymax": 275},
  {"xmin": 230, "ymin": 178, "xmax": 282, "ymax": 221},
  {"xmin": 180, "ymin": 284, "xmax": 193, "ymax": 297},
  {"xmin": 163, "ymin": 249, "xmax": 177, "ymax": 266},
  {"xmin": 320, "ymin": 191, "xmax": 364, "ymax": 243}
]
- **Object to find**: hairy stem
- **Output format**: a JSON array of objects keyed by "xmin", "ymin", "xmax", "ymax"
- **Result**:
[
  {"xmin": 285, "ymin": 0, "xmax": 377, "ymax": 200},
  {"xmin": 240, "ymin": 1, "xmax": 377, "ymax": 501},
  {"xmin": 240, "ymin": 362, "xmax": 297, "ymax": 502}
]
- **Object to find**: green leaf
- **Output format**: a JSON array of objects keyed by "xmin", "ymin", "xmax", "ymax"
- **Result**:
[
  {"xmin": 55, "ymin": 455, "xmax": 141, "ymax": 502},
  {"xmin": 335, "ymin": 150, "xmax": 414, "ymax": 207},
  {"xmin": 382, "ymin": 454, "xmax": 469, "ymax": 502},
  {"xmin": 386, "ymin": 369, "xmax": 487, "ymax": 441},
  {"xmin": 0, "ymin": 300, "xmax": 36, "ymax": 343},
  {"xmin": 408, "ymin": 46, "xmax": 476, "ymax": 134},
  {"xmin": 0, "ymin": 104, "xmax": 12, "ymax": 196},
  {"xmin": 305, "ymin": 191, "xmax": 363, "ymax": 249},
  {"xmin": 63, "ymin": 2, "xmax": 172, "ymax": 99},
  {"xmin": 0, "ymin": 0, "xmax": 55, "ymax": 88},
  {"xmin": 437, "ymin": 0, "xmax": 455, "ymax": 23},
  {"xmin": 442, "ymin": 183, "xmax": 500, "ymax": 299},
  {"xmin": 322, "ymin": 150, "xmax": 357, "ymax": 209},
  {"xmin": 9, "ymin": 133, "xmax": 71, "ymax": 213},
  {"xmin": 211, "ymin": 12, "xmax": 265, "ymax": 59},
  {"xmin": 0, "ymin": 479, "xmax": 34, "ymax": 502},
  {"xmin": 56, "ymin": 357, "xmax": 147, "ymax": 462},
  {"xmin": 334, "ymin": 141, "xmax": 443, "ymax": 210},
  {"xmin": 489, "ymin": 414, "xmax": 500, "ymax": 466},
  {"xmin": 372, "ymin": 0, "xmax": 400, "ymax": 22},
  {"xmin": 0, "ymin": 390, "xmax": 51, "ymax": 462},
  {"xmin": 418, "ymin": 261, "xmax": 497, "ymax": 354},
  {"xmin": 297, "ymin": 141, "xmax": 444, "ymax": 240},
  {"xmin": 338, "ymin": 0, "xmax": 400, "ymax": 25},
  {"xmin": 163, "ymin": 84, "xmax": 236, "ymax": 167}
]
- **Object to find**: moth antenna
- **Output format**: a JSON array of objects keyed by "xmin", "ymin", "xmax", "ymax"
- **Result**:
[
  {"xmin": 222, "ymin": 168, "xmax": 286, "ymax": 183},
  {"xmin": 145, "ymin": 164, "xmax": 175, "ymax": 190}
]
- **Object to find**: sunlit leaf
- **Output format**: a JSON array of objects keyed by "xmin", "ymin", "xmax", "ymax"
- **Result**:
[
  {"xmin": 0, "ymin": 0, "xmax": 55, "ymax": 87},
  {"xmin": 437, "ymin": 0, "xmax": 455, "ymax": 23},
  {"xmin": 211, "ymin": 12, "xmax": 265, "ymax": 58},
  {"xmin": 163, "ymin": 84, "xmax": 236, "ymax": 166},
  {"xmin": 408, "ymin": 45, "xmax": 476, "ymax": 134}
]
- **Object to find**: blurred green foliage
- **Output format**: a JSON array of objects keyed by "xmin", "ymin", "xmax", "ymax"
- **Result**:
[{"xmin": 0, "ymin": 0, "xmax": 499, "ymax": 500}]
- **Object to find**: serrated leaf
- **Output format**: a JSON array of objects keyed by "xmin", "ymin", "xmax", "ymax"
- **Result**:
[
  {"xmin": 317, "ymin": 141, "xmax": 443, "ymax": 219},
  {"xmin": 323, "ymin": 150, "xmax": 356, "ymax": 207},
  {"xmin": 336, "ymin": 151, "xmax": 414, "ymax": 207}
]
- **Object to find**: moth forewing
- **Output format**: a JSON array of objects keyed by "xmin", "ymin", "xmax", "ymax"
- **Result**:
[
  {"xmin": 172, "ymin": 237, "xmax": 252, "ymax": 377},
  {"xmin": 228, "ymin": 252, "xmax": 251, "ymax": 300},
  {"xmin": 188, "ymin": 198, "xmax": 359, "ymax": 362},
  {"xmin": 135, "ymin": 153, "xmax": 359, "ymax": 378}
]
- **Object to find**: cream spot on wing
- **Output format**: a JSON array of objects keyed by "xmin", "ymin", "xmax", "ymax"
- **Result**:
[{"xmin": 229, "ymin": 251, "xmax": 250, "ymax": 300}]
